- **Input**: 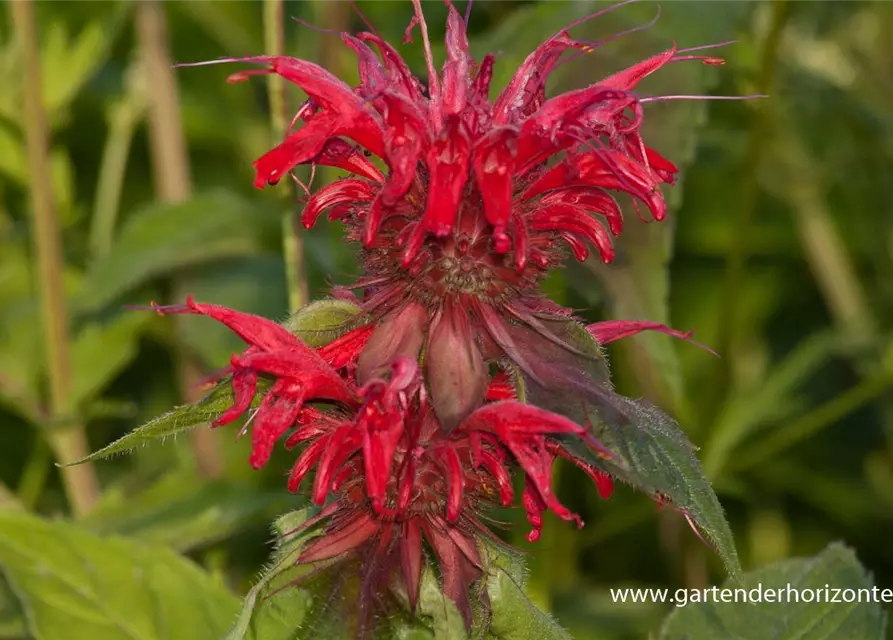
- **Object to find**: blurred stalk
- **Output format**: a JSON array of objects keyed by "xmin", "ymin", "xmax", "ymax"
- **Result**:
[
  {"xmin": 136, "ymin": 0, "xmax": 223, "ymax": 479},
  {"xmin": 16, "ymin": 441, "xmax": 52, "ymax": 510},
  {"xmin": 708, "ymin": 1, "xmax": 791, "ymax": 421},
  {"xmin": 0, "ymin": 481, "xmax": 23, "ymax": 511},
  {"xmin": 89, "ymin": 63, "xmax": 147, "ymax": 261},
  {"xmin": 10, "ymin": 0, "xmax": 101, "ymax": 516},
  {"xmin": 731, "ymin": 369, "xmax": 893, "ymax": 472},
  {"xmin": 264, "ymin": 0, "xmax": 308, "ymax": 312}
]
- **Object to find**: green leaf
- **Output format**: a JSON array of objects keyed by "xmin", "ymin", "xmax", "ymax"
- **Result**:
[
  {"xmin": 225, "ymin": 509, "xmax": 327, "ymax": 640},
  {"xmin": 0, "ymin": 510, "xmax": 238, "ymax": 640},
  {"xmin": 69, "ymin": 381, "xmax": 238, "ymax": 464},
  {"xmin": 79, "ymin": 190, "xmax": 278, "ymax": 311},
  {"xmin": 522, "ymin": 320, "xmax": 740, "ymax": 577},
  {"xmin": 79, "ymin": 471, "xmax": 290, "ymax": 552},
  {"xmin": 67, "ymin": 313, "xmax": 153, "ymax": 416},
  {"xmin": 660, "ymin": 543, "xmax": 888, "ymax": 640},
  {"xmin": 0, "ymin": 575, "xmax": 28, "ymax": 639},
  {"xmin": 482, "ymin": 543, "xmax": 571, "ymax": 640}
]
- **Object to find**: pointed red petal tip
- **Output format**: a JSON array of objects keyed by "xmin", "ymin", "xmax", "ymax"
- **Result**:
[{"xmin": 586, "ymin": 320, "xmax": 718, "ymax": 356}]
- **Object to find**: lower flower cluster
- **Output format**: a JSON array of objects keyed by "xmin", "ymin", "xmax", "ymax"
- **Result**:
[{"xmin": 150, "ymin": 297, "xmax": 704, "ymax": 627}]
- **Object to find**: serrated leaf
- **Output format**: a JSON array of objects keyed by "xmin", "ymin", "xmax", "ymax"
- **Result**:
[
  {"xmin": 0, "ymin": 510, "xmax": 238, "ymax": 640},
  {"xmin": 520, "ymin": 320, "xmax": 740, "ymax": 577},
  {"xmin": 79, "ymin": 471, "xmax": 290, "ymax": 552},
  {"xmin": 69, "ymin": 381, "xmax": 237, "ymax": 464},
  {"xmin": 660, "ymin": 543, "xmax": 888, "ymax": 640},
  {"xmin": 79, "ymin": 190, "xmax": 278, "ymax": 311}
]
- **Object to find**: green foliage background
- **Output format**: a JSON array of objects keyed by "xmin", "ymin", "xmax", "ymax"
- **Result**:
[{"xmin": 1, "ymin": 1, "xmax": 892, "ymax": 638}]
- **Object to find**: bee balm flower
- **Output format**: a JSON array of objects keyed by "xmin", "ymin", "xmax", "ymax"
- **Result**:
[{"xmin": 181, "ymin": 0, "xmax": 728, "ymax": 433}]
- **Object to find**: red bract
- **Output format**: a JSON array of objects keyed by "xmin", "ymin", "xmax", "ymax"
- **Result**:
[{"xmin": 179, "ymin": 0, "xmax": 730, "ymax": 431}]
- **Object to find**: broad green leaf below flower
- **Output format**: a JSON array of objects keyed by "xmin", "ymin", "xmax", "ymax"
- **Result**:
[
  {"xmin": 0, "ymin": 511, "xmax": 238, "ymax": 640},
  {"xmin": 660, "ymin": 543, "xmax": 888, "ymax": 639}
]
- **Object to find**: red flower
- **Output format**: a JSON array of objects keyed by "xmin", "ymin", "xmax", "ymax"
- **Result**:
[
  {"xmin": 150, "ymin": 298, "xmax": 628, "ymax": 626},
  {"xmin": 180, "ymin": 1, "xmax": 729, "ymax": 432}
]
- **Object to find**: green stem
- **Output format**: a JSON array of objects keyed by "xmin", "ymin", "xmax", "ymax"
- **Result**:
[
  {"xmin": 136, "ymin": 0, "xmax": 224, "ymax": 479},
  {"xmin": 731, "ymin": 371, "xmax": 893, "ymax": 472},
  {"xmin": 10, "ymin": 0, "xmax": 100, "ymax": 516},
  {"xmin": 16, "ymin": 440, "xmax": 52, "ymax": 511},
  {"xmin": 708, "ymin": 1, "xmax": 791, "ymax": 420},
  {"xmin": 89, "ymin": 64, "xmax": 146, "ymax": 262},
  {"xmin": 264, "ymin": 0, "xmax": 308, "ymax": 313}
]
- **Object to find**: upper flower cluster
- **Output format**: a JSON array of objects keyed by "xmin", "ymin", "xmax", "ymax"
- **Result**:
[
  {"xmin": 183, "ymin": 0, "xmax": 726, "ymax": 433},
  {"xmin": 192, "ymin": 0, "xmax": 723, "ymax": 285}
]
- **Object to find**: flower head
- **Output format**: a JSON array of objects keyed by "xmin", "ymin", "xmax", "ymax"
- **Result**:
[
  {"xmin": 148, "ymin": 297, "xmax": 714, "ymax": 628},
  {"xmin": 181, "ymin": 1, "xmax": 728, "ymax": 430}
]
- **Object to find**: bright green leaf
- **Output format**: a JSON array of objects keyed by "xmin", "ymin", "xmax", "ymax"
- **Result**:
[
  {"xmin": 0, "ymin": 510, "xmax": 238, "ymax": 640},
  {"xmin": 660, "ymin": 543, "xmax": 888, "ymax": 640},
  {"xmin": 79, "ymin": 190, "xmax": 278, "ymax": 311}
]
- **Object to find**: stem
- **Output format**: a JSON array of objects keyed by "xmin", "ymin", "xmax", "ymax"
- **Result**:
[
  {"xmin": 89, "ymin": 64, "xmax": 146, "ymax": 261},
  {"xmin": 0, "ymin": 480, "xmax": 23, "ymax": 511},
  {"xmin": 708, "ymin": 1, "xmax": 791, "ymax": 419},
  {"xmin": 16, "ymin": 440, "xmax": 52, "ymax": 511},
  {"xmin": 136, "ymin": 0, "xmax": 224, "ymax": 478},
  {"xmin": 265, "ymin": 0, "xmax": 308, "ymax": 312},
  {"xmin": 731, "ymin": 371, "xmax": 893, "ymax": 472},
  {"xmin": 10, "ymin": 0, "xmax": 100, "ymax": 516}
]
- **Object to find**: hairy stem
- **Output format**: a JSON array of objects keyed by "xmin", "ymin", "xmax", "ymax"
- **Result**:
[
  {"xmin": 10, "ymin": 0, "xmax": 100, "ymax": 516},
  {"xmin": 136, "ymin": 0, "xmax": 223, "ymax": 478}
]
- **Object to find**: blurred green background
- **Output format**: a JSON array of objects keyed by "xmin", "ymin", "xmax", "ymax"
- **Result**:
[{"xmin": 1, "ymin": 1, "xmax": 892, "ymax": 638}]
